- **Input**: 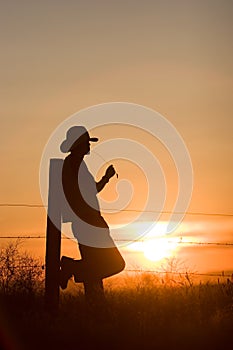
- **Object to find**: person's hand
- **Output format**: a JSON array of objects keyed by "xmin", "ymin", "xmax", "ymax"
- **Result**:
[{"xmin": 105, "ymin": 165, "xmax": 116, "ymax": 180}]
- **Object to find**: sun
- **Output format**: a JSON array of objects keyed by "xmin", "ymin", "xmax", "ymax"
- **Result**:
[
  {"xmin": 126, "ymin": 222, "xmax": 179, "ymax": 263},
  {"xmin": 143, "ymin": 238, "xmax": 178, "ymax": 262}
]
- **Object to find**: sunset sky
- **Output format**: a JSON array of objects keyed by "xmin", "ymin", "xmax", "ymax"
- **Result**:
[{"xmin": 1, "ymin": 1, "xmax": 233, "ymax": 273}]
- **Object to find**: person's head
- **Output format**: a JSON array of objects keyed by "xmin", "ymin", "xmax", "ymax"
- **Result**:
[{"xmin": 60, "ymin": 126, "xmax": 98, "ymax": 156}]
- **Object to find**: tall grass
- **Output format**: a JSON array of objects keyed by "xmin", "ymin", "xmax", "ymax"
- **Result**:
[
  {"xmin": 0, "ymin": 242, "xmax": 232, "ymax": 350},
  {"xmin": 0, "ymin": 239, "xmax": 43, "ymax": 296}
]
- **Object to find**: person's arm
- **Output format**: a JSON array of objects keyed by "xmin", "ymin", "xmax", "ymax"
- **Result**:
[
  {"xmin": 96, "ymin": 175, "xmax": 109, "ymax": 192},
  {"xmin": 96, "ymin": 165, "xmax": 116, "ymax": 193}
]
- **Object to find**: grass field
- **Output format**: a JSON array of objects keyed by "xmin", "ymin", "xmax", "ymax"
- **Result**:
[{"xmin": 0, "ymin": 242, "xmax": 233, "ymax": 350}]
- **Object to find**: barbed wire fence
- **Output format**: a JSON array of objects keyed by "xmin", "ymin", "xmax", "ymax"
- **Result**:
[{"xmin": 0, "ymin": 203, "xmax": 233, "ymax": 279}]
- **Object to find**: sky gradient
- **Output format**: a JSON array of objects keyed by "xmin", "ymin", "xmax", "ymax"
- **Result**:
[{"xmin": 0, "ymin": 1, "xmax": 233, "ymax": 272}]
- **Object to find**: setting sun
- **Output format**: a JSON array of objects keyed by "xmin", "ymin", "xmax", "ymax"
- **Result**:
[
  {"xmin": 127, "ymin": 222, "xmax": 180, "ymax": 262},
  {"xmin": 128, "ymin": 236, "xmax": 179, "ymax": 263},
  {"xmin": 143, "ymin": 238, "xmax": 178, "ymax": 262}
]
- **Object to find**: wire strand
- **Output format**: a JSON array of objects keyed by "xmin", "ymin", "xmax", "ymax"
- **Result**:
[
  {"xmin": 0, "ymin": 235, "xmax": 233, "ymax": 247},
  {"xmin": 0, "ymin": 203, "xmax": 233, "ymax": 217}
]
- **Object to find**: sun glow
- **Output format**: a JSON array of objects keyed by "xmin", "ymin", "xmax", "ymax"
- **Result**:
[
  {"xmin": 127, "ymin": 223, "xmax": 179, "ymax": 262},
  {"xmin": 143, "ymin": 238, "xmax": 178, "ymax": 262}
]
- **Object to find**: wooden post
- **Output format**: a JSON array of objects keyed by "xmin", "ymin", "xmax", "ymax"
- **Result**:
[{"xmin": 45, "ymin": 159, "xmax": 63, "ymax": 312}]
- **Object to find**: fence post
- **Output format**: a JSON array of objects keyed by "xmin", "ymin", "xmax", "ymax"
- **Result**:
[{"xmin": 45, "ymin": 159, "xmax": 63, "ymax": 312}]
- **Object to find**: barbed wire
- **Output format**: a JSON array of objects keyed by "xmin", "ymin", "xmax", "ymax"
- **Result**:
[
  {"xmin": 0, "ymin": 203, "xmax": 233, "ymax": 217},
  {"xmin": 0, "ymin": 202, "xmax": 232, "ymax": 279},
  {"xmin": 8, "ymin": 267, "xmax": 233, "ymax": 279},
  {"xmin": 0, "ymin": 236, "xmax": 232, "ymax": 279},
  {"xmin": 0, "ymin": 234, "xmax": 233, "ymax": 247},
  {"xmin": 0, "ymin": 204, "xmax": 45, "ymax": 208},
  {"xmin": 2, "ymin": 264, "xmax": 232, "ymax": 279},
  {"xmin": 124, "ymin": 269, "xmax": 233, "ymax": 278}
]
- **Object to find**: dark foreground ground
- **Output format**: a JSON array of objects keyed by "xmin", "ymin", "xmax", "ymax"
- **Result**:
[{"xmin": 1, "ymin": 274, "xmax": 233, "ymax": 350}]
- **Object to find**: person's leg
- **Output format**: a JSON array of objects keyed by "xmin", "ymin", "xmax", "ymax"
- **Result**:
[
  {"xmin": 70, "ymin": 222, "xmax": 125, "ymax": 281},
  {"xmin": 83, "ymin": 278, "xmax": 104, "ymax": 295},
  {"xmin": 60, "ymin": 244, "xmax": 125, "ymax": 289},
  {"xmin": 60, "ymin": 256, "xmax": 75, "ymax": 289},
  {"xmin": 77, "ymin": 244, "xmax": 125, "ymax": 280},
  {"xmin": 76, "ymin": 244, "xmax": 107, "ymax": 316},
  {"xmin": 78, "ymin": 244, "xmax": 105, "ymax": 290},
  {"xmin": 99, "ymin": 246, "xmax": 126, "ymax": 278}
]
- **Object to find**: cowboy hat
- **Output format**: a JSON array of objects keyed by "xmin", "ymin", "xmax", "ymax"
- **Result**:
[{"xmin": 60, "ymin": 126, "xmax": 98, "ymax": 153}]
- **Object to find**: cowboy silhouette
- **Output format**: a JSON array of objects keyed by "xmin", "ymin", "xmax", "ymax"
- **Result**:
[{"xmin": 59, "ymin": 126, "xmax": 125, "ymax": 301}]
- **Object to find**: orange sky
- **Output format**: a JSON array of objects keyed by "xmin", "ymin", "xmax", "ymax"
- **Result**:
[{"xmin": 0, "ymin": 1, "xmax": 233, "ymax": 272}]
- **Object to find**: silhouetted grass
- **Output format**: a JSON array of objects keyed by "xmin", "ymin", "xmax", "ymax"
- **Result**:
[
  {"xmin": 1, "ymin": 275, "xmax": 233, "ymax": 350},
  {"xmin": 0, "ymin": 242, "xmax": 233, "ymax": 350}
]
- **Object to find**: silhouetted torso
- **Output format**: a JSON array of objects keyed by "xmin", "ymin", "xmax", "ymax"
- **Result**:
[{"xmin": 62, "ymin": 153, "xmax": 114, "ymax": 248}]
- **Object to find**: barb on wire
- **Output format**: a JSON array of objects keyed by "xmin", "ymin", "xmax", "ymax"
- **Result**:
[
  {"xmin": 0, "ymin": 235, "xmax": 233, "ymax": 248},
  {"xmin": 0, "ymin": 203, "xmax": 233, "ymax": 217},
  {"xmin": 124, "ymin": 269, "xmax": 233, "ymax": 278}
]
